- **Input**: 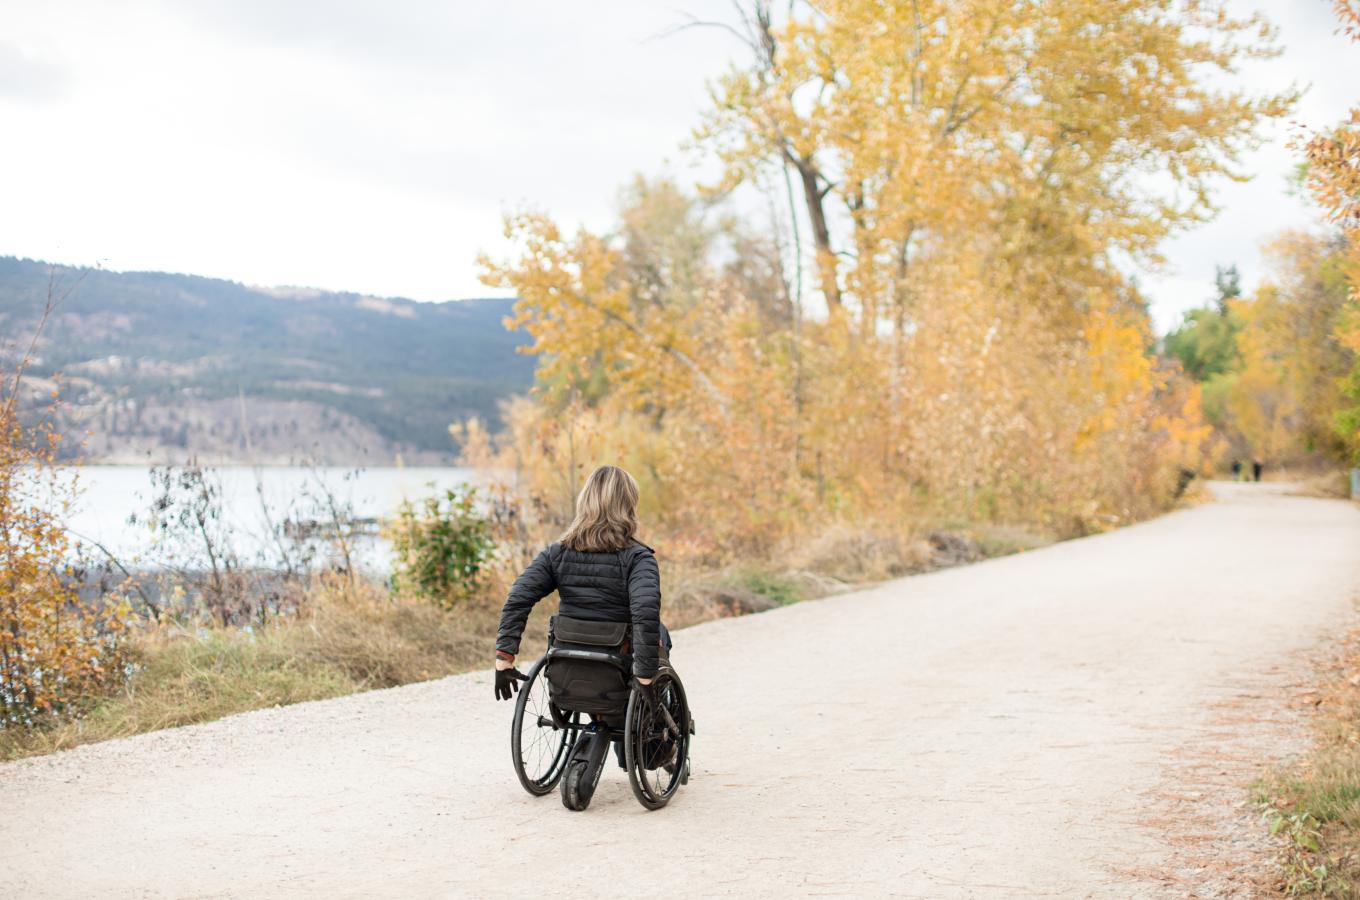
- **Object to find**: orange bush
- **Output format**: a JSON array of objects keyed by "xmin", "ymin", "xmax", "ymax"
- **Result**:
[{"xmin": 1, "ymin": 285, "xmax": 131, "ymax": 726}]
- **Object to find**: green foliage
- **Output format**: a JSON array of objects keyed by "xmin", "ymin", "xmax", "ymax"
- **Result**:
[
  {"xmin": 388, "ymin": 486, "xmax": 496, "ymax": 607},
  {"xmin": 732, "ymin": 569, "xmax": 805, "ymax": 607},
  {"xmin": 1197, "ymin": 369, "xmax": 1239, "ymax": 431},
  {"xmin": 1161, "ymin": 249, "xmax": 1359, "ymax": 465},
  {"xmin": 1260, "ymin": 804, "xmax": 1353, "ymax": 897},
  {"xmin": 1163, "ymin": 264, "xmax": 1243, "ymax": 391},
  {"xmin": 1214, "ymin": 264, "xmax": 1244, "ymax": 313},
  {"xmin": 1164, "ymin": 305, "xmax": 1242, "ymax": 384},
  {"xmin": 1337, "ymin": 303, "xmax": 1360, "ymax": 466},
  {"xmin": 1337, "ymin": 389, "xmax": 1360, "ymax": 466}
]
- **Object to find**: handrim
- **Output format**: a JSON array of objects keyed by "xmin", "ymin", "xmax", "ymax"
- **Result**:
[
  {"xmin": 624, "ymin": 670, "xmax": 689, "ymax": 810},
  {"xmin": 510, "ymin": 656, "xmax": 577, "ymax": 795}
]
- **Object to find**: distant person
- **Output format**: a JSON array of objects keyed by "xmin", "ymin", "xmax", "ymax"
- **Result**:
[
  {"xmin": 1230, "ymin": 459, "xmax": 1242, "ymax": 480},
  {"xmin": 1252, "ymin": 458, "xmax": 1263, "ymax": 482}
]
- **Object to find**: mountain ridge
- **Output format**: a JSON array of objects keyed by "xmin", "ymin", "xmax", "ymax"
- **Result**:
[{"xmin": 0, "ymin": 256, "xmax": 534, "ymax": 465}]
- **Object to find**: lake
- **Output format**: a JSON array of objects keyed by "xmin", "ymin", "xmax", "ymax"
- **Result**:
[{"xmin": 60, "ymin": 465, "xmax": 478, "ymax": 574}]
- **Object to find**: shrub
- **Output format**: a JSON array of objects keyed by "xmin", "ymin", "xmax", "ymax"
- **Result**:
[
  {"xmin": 387, "ymin": 485, "xmax": 496, "ymax": 607},
  {"xmin": 1, "ymin": 277, "xmax": 133, "ymax": 726}
]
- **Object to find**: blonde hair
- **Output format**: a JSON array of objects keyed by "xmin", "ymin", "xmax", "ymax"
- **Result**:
[{"xmin": 560, "ymin": 465, "xmax": 640, "ymax": 553}]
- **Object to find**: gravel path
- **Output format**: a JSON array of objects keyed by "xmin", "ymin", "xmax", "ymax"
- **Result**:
[{"xmin": 3, "ymin": 482, "xmax": 1358, "ymax": 898}]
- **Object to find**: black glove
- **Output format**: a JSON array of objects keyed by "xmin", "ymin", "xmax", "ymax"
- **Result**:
[
  {"xmin": 495, "ymin": 666, "xmax": 527, "ymax": 701},
  {"xmin": 633, "ymin": 677, "xmax": 660, "ymax": 707}
]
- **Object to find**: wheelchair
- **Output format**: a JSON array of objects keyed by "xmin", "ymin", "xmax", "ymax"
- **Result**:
[{"xmin": 510, "ymin": 615, "xmax": 693, "ymax": 811}]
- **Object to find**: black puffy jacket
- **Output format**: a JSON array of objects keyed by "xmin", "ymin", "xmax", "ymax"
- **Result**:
[{"xmin": 495, "ymin": 540, "xmax": 662, "ymax": 677}]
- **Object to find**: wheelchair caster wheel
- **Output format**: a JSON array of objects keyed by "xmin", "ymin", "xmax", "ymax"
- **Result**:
[
  {"xmin": 561, "ymin": 761, "xmax": 589, "ymax": 811},
  {"xmin": 560, "ymin": 730, "xmax": 609, "ymax": 812}
]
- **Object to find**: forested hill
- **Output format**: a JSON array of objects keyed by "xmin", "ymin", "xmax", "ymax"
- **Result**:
[{"xmin": 0, "ymin": 257, "xmax": 533, "ymax": 464}]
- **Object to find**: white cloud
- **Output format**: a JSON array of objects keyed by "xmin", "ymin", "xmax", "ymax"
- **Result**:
[
  {"xmin": 0, "ymin": 40, "xmax": 69, "ymax": 100},
  {"xmin": 0, "ymin": 0, "xmax": 737, "ymax": 300},
  {"xmin": 1141, "ymin": 0, "xmax": 1360, "ymax": 332},
  {"xmin": 0, "ymin": 1, "xmax": 1355, "ymax": 334}
]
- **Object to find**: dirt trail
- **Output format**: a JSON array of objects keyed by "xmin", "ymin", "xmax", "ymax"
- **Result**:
[{"xmin": 3, "ymin": 483, "xmax": 1359, "ymax": 898}]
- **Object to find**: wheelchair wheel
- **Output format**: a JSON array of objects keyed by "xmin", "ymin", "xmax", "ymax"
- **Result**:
[
  {"xmin": 561, "ymin": 759, "xmax": 589, "ymax": 811},
  {"xmin": 510, "ymin": 656, "xmax": 578, "ymax": 796},
  {"xmin": 624, "ymin": 670, "xmax": 691, "ymax": 810}
]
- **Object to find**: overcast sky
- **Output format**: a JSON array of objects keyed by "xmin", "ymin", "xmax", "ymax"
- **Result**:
[{"xmin": 0, "ymin": 1, "xmax": 1355, "ymax": 333}]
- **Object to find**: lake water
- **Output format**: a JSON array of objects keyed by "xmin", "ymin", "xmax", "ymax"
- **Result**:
[{"xmin": 60, "ymin": 465, "xmax": 478, "ymax": 574}]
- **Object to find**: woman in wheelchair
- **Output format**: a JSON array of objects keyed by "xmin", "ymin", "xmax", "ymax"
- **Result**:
[{"xmin": 492, "ymin": 464, "xmax": 692, "ymax": 811}]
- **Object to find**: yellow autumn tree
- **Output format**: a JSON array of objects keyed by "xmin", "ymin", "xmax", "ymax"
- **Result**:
[
  {"xmin": 1301, "ymin": 0, "xmax": 1360, "ymax": 460},
  {"xmin": 698, "ymin": 0, "xmax": 1292, "ymax": 332},
  {"xmin": 694, "ymin": 0, "xmax": 1279, "ymax": 525},
  {"xmin": 471, "ymin": 1, "xmax": 1286, "ymax": 556},
  {"xmin": 479, "ymin": 183, "xmax": 815, "ymax": 557},
  {"xmin": 1220, "ymin": 233, "xmax": 1354, "ymax": 464}
]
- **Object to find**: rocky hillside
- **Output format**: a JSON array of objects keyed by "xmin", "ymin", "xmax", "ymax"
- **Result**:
[{"xmin": 0, "ymin": 257, "xmax": 533, "ymax": 464}]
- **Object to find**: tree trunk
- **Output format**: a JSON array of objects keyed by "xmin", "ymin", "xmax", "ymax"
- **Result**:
[{"xmin": 792, "ymin": 155, "xmax": 842, "ymax": 311}]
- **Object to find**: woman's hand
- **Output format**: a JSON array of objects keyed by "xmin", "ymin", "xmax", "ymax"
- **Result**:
[
  {"xmin": 494, "ymin": 651, "xmax": 525, "ymax": 700},
  {"xmin": 494, "ymin": 662, "xmax": 526, "ymax": 701},
  {"xmin": 633, "ymin": 676, "xmax": 662, "ymax": 712}
]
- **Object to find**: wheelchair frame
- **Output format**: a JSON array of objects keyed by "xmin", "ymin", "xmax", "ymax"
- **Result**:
[{"xmin": 510, "ymin": 640, "xmax": 692, "ymax": 811}]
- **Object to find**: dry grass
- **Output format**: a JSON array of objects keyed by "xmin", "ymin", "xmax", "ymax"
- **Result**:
[
  {"xmin": 665, "ymin": 566, "xmax": 849, "ymax": 628},
  {"xmin": 1288, "ymin": 470, "xmax": 1354, "ymax": 501},
  {"xmin": 1257, "ymin": 629, "xmax": 1360, "ymax": 895},
  {"xmin": 970, "ymin": 523, "xmax": 1056, "ymax": 557},
  {"xmin": 785, "ymin": 521, "xmax": 1053, "ymax": 583},
  {"xmin": 787, "ymin": 525, "xmax": 934, "ymax": 582},
  {"xmin": 0, "ymin": 521, "xmax": 1056, "ymax": 763},
  {"xmin": 1255, "ymin": 463, "xmax": 1355, "ymax": 500},
  {"xmin": 0, "ymin": 577, "xmax": 552, "ymax": 762}
]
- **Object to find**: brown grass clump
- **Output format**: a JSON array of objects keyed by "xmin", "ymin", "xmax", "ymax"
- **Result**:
[
  {"xmin": 1289, "ymin": 469, "xmax": 1354, "ymax": 501},
  {"xmin": 1257, "ymin": 629, "xmax": 1360, "ymax": 896},
  {"xmin": 0, "ymin": 576, "xmax": 550, "ymax": 762},
  {"xmin": 785, "ymin": 522, "xmax": 1053, "ymax": 584},
  {"xmin": 0, "ymin": 516, "xmax": 1058, "ymax": 763},
  {"xmin": 786, "ymin": 525, "xmax": 934, "ymax": 582}
]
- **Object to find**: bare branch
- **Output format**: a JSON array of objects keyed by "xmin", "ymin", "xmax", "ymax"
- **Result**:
[
  {"xmin": 646, "ymin": 12, "xmax": 756, "ymax": 52},
  {"xmin": 4, "ymin": 265, "xmax": 88, "ymax": 419},
  {"xmin": 68, "ymin": 529, "xmax": 160, "ymax": 618}
]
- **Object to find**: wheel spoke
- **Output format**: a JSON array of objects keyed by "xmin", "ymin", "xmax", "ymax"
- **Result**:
[
  {"xmin": 627, "ymin": 673, "xmax": 684, "ymax": 802},
  {"xmin": 515, "ymin": 662, "xmax": 574, "ymax": 787}
]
